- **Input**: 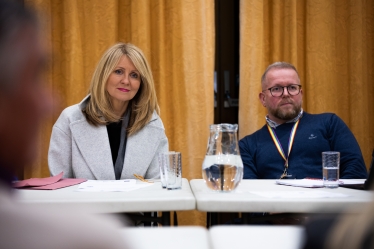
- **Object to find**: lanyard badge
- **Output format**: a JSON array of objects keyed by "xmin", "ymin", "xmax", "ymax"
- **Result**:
[{"xmin": 267, "ymin": 119, "xmax": 300, "ymax": 179}]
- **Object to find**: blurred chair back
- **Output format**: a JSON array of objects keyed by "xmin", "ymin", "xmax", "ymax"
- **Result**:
[{"xmin": 364, "ymin": 149, "xmax": 374, "ymax": 190}]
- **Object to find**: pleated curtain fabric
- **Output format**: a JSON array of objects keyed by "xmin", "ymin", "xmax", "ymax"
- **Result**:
[{"xmin": 239, "ymin": 0, "xmax": 374, "ymax": 168}]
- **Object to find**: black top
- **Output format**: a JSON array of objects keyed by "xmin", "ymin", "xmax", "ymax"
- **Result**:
[{"xmin": 106, "ymin": 121, "xmax": 122, "ymax": 166}]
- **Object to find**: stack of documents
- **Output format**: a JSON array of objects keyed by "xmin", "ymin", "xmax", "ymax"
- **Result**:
[
  {"xmin": 276, "ymin": 179, "xmax": 364, "ymax": 188},
  {"xmin": 276, "ymin": 179, "xmax": 325, "ymax": 188},
  {"xmin": 77, "ymin": 179, "xmax": 153, "ymax": 192}
]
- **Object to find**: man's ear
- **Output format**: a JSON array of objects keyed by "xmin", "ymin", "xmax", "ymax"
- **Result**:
[{"xmin": 259, "ymin": 92, "xmax": 266, "ymax": 107}]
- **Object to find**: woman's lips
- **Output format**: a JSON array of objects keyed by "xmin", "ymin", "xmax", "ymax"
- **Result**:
[{"xmin": 117, "ymin": 88, "xmax": 129, "ymax": 92}]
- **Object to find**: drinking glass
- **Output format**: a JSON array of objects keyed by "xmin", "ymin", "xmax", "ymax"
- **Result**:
[
  {"xmin": 322, "ymin": 151, "xmax": 340, "ymax": 188},
  {"xmin": 158, "ymin": 153, "xmax": 167, "ymax": 188},
  {"xmin": 163, "ymin": 152, "xmax": 182, "ymax": 190}
]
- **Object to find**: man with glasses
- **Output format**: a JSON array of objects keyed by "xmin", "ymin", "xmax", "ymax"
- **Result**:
[{"xmin": 239, "ymin": 62, "xmax": 367, "ymax": 179}]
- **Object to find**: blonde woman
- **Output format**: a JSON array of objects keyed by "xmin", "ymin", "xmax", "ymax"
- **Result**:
[{"xmin": 48, "ymin": 43, "xmax": 168, "ymax": 180}]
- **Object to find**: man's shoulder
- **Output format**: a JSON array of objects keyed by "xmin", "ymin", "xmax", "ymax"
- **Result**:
[
  {"xmin": 300, "ymin": 112, "xmax": 351, "ymax": 136},
  {"xmin": 303, "ymin": 112, "xmax": 336, "ymax": 119},
  {"xmin": 240, "ymin": 125, "xmax": 268, "ymax": 142},
  {"xmin": 302, "ymin": 112, "xmax": 341, "ymax": 125}
]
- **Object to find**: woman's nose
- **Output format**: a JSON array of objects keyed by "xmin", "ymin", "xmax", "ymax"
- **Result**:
[{"xmin": 121, "ymin": 74, "xmax": 130, "ymax": 84}]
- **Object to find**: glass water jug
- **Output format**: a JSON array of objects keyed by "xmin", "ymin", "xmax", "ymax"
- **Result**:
[{"xmin": 202, "ymin": 124, "xmax": 243, "ymax": 192}]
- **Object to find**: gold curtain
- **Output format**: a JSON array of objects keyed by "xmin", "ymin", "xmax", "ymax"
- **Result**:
[
  {"xmin": 239, "ymin": 0, "xmax": 374, "ymax": 168},
  {"xmin": 25, "ymin": 0, "xmax": 214, "ymax": 226}
]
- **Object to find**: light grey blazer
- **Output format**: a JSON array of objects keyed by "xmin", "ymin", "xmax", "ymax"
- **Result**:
[{"xmin": 48, "ymin": 96, "xmax": 168, "ymax": 180}]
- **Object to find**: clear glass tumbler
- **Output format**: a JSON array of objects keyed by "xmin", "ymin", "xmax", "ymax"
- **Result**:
[{"xmin": 322, "ymin": 151, "xmax": 340, "ymax": 188}]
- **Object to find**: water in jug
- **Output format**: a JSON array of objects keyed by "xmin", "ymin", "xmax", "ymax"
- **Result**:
[{"xmin": 202, "ymin": 124, "xmax": 243, "ymax": 192}]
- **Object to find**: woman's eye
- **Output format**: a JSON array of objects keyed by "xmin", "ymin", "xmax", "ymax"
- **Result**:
[
  {"xmin": 130, "ymin": 73, "xmax": 139, "ymax": 79},
  {"xmin": 114, "ymin": 69, "xmax": 123, "ymax": 75}
]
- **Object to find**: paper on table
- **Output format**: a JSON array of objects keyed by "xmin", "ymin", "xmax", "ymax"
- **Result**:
[
  {"xmin": 249, "ymin": 191, "xmax": 349, "ymax": 198},
  {"xmin": 339, "ymin": 179, "xmax": 366, "ymax": 185},
  {"xmin": 12, "ymin": 172, "xmax": 63, "ymax": 188},
  {"xmin": 276, "ymin": 179, "xmax": 325, "ymax": 188},
  {"xmin": 29, "ymin": 178, "xmax": 87, "ymax": 190},
  {"xmin": 76, "ymin": 180, "xmax": 153, "ymax": 192}
]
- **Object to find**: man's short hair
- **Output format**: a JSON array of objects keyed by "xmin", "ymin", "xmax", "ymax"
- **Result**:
[{"xmin": 261, "ymin": 62, "xmax": 300, "ymax": 85}]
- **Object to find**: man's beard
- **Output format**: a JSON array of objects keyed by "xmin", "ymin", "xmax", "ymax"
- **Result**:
[{"xmin": 270, "ymin": 100, "xmax": 302, "ymax": 121}]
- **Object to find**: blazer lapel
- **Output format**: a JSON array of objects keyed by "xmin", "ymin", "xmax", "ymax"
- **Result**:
[
  {"xmin": 121, "ymin": 116, "xmax": 160, "ymax": 179},
  {"xmin": 70, "ymin": 120, "xmax": 115, "ymax": 180}
]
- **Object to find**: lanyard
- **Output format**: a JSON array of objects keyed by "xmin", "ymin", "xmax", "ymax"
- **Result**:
[{"xmin": 267, "ymin": 119, "xmax": 300, "ymax": 179}]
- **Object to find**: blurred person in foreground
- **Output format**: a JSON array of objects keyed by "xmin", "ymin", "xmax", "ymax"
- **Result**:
[
  {"xmin": 0, "ymin": 1, "xmax": 128, "ymax": 248},
  {"xmin": 239, "ymin": 62, "xmax": 367, "ymax": 180},
  {"xmin": 303, "ymin": 202, "xmax": 374, "ymax": 249},
  {"xmin": 304, "ymin": 152, "xmax": 374, "ymax": 249},
  {"xmin": 48, "ymin": 42, "xmax": 168, "ymax": 180}
]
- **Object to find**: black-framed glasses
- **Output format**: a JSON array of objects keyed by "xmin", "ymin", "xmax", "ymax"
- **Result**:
[{"xmin": 263, "ymin": 84, "xmax": 302, "ymax": 97}]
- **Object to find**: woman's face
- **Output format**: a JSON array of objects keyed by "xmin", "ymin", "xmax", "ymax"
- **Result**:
[{"xmin": 106, "ymin": 55, "xmax": 141, "ymax": 114}]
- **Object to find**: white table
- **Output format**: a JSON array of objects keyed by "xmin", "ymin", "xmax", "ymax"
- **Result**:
[
  {"xmin": 14, "ymin": 178, "xmax": 195, "ymax": 226},
  {"xmin": 120, "ymin": 226, "xmax": 210, "ymax": 249},
  {"xmin": 119, "ymin": 225, "xmax": 305, "ymax": 249},
  {"xmin": 209, "ymin": 225, "xmax": 305, "ymax": 249},
  {"xmin": 191, "ymin": 179, "xmax": 373, "ymax": 226},
  {"xmin": 190, "ymin": 179, "xmax": 373, "ymax": 213}
]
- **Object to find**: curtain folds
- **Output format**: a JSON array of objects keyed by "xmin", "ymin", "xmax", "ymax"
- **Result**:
[
  {"xmin": 25, "ymin": 0, "xmax": 214, "ymax": 226},
  {"xmin": 239, "ymin": 0, "xmax": 374, "ymax": 168}
]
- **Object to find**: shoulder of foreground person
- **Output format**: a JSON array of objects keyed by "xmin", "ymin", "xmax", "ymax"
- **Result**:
[{"xmin": 0, "ymin": 188, "xmax": 130, "ymax": 249}]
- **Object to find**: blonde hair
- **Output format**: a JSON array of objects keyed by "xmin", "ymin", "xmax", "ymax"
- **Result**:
[{"xmin": 83, "ymin": 43, "xmax": 160, "ymax": 136}]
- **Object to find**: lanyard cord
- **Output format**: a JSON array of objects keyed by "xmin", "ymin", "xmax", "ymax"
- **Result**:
[{"xmin": 267, "ymin": 119, "xmax": 300, "ymax": 179}]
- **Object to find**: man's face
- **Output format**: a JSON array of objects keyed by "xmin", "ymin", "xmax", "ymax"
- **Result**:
[
  {"xmin": 259, "ymin": 68, "xmax": 303, "ymax": 124},
  {"xmin": 0, "ymin": 27, "xmax": 53, "ymax": 171}
]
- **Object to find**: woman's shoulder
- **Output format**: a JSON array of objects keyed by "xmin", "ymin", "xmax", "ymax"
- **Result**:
[
  {"xmin": 60, "ymin": 104, "xmax": 84, "ymax": 120},
  {"xmin": 55, "ymin": 97, "xmax": 89, "ymax": 127},
  {"xmin": 146, "ymin": 111, "xmax": 165, "ymax": 130}
]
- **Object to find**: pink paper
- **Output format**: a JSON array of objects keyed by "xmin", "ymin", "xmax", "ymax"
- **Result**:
[
  {"xmin": 29, "ymin": 178, "xmax": 87, "ymax": 190},
  {"xmin": 12, "ymin": 172, "xmax": 63, "ymax": 188}
]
